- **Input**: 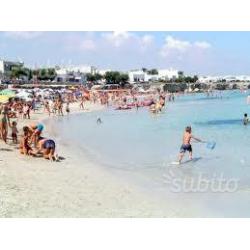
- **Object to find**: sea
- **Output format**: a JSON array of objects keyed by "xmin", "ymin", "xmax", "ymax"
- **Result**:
[{"xmin": 46, "ymin": 90, "xmax": 250, "ymax": 217}]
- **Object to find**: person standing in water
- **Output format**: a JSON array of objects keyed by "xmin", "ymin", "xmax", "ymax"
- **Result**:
[
  {"xmin": 96, "ymin": 117, "xmax": 102, "ymax": 124},
  {"xmin": 243, "ymin": 113, "xmax": 249, "ymax": 125},
  {"xmin": 66, "ymin": 102, "xmax": 70, "ymax": 115},
  {"xmin": 177, "ymin": 126, "xmax": 202, "ymax": 164},
  {"xmin": 247, "ymin": 95, "xmax": 250, "ymax": 105}
]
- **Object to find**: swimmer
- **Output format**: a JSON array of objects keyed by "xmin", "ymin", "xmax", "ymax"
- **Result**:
[
  {"xmin": 97, "ymin": 117, "xmax": 102, "ymax": 124},
  {"xmin": 177, "ymin": 126, "xmax": 203, "ymax": 164},
  {"xmin": 66, "ymin": 102, "xmax": 70, "ymax": 115},
  {"xmin": 150, "ymin": 102, "xmax": 162, "ymax": 113},
  {"xmin": 243, "ymin": 113, "xmax": 249, "ymax": 125},
  {"xmin": 155, "ymin": 102, "xmax": 162, "ymax": 112},
  {"xmin": 149, "ymin": 104, "xmax": 157, "ymax": 113},
  {"xmin": 247, "ymin": 95, "xmax": 250, "ymax": 105}
]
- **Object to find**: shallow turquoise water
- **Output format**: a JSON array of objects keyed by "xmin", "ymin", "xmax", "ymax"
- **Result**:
[{"xmin": 49, "ymin": 90, "xmax": 250, "ymax": 217}]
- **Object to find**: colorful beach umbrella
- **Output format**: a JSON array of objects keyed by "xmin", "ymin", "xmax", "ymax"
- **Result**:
[
  {"xmin": 0, "ymin": 95, "xmax": 11, "ymax": 103},
  {"xmin": 0, "ymin": 89, "xmax": 16, "ymax": 97},
  {"xmin": 0, "ymin": 89, "xmax": 16, "ymax": 103}
]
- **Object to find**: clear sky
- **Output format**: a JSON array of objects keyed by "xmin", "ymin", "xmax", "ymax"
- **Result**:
[{"xmin": 1, "ymin": 31, "xmax": 250, "ymax": 75}]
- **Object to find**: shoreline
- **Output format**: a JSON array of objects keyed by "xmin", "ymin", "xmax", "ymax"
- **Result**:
[{"xmin": 0, "ymin": 101, "xmax": 180, "ymax": 217}]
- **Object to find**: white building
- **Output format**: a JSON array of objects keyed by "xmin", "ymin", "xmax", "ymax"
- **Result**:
[
  {"xmin": 128, "ymin": 68, "xmax": 178, "ymax": 83},
  {"xmin": 97, "ymin": 69, "xmax": 111, "ymax": 76},
  {"xmin": 198, "ymin": 76, "xmax": 223, "ymax": 83},
  {"xmin": 0, "ymin": 60, "xmax": 24, "ymax": 78},
  {"xmin": 236, "ymin": 75, "xmax": 250, "ymax": 81},
  {"xmin": 55, "ymin": 65, "xmax": 98, "ymax": 83},
  {"xmin": 128, "ymin": 70, "xmax": 145, "ymax": 82},
  {"xmin": 56, "ymin": 65, "xmax": 97, "ymax": 75},
  {"xmin": 158, "ymin": 68, "xmax": 178, "ymax": 80},
  {"xmin": 198, "ymin": 75, "xmax": 250, "ymax": 84}
]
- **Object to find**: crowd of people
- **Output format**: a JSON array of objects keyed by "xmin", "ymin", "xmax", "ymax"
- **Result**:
[
  {"xmin": 0, "ymin": 87, "xmax": 88, "ymax": 161},
  {"xmin": 0, "ymin": 85, "xmax": 171, "ymax": 162},
  {"xmin": 0, "ymin": 99, "xmax": 58, "ymax": 161}
]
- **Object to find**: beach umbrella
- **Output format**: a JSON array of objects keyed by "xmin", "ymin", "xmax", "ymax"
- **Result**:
[
  {"xmin": 16, "ymin": 91, "xmax": 31, "ymax": 100},
  {"xmin": 0, "ymin": 89, "xmax": 16, "ymax": 97},
  {"xmin": 0, "ymin": 89, "xmax": 15, "ymax": 103},
  {"xmin": 0, "ymin": 95, "xmax": 10, "ymax": 103}
]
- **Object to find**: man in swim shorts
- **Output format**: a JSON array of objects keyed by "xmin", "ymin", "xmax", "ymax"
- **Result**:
[{"xmin": 178, "ymin": 126, "xmax": 202, "ymax": 164}]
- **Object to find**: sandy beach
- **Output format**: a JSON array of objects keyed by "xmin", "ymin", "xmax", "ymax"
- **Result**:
[{"xmin": 0, "ymin": 101, "xmax": 183, "ymax": 217}]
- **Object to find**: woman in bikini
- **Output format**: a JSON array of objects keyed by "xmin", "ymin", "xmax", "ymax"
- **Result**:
[
  {"xmin": 0, "ymin": 105, "xmax": 10, "ymax": 143},
  {"xmin": 29, "ymin": 123, "xmax": 44, "ymax": 147}
]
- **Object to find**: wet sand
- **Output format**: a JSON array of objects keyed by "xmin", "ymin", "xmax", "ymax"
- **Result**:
[{"xmin": 0, "ymin": 101, "xmax": 181, "ymax": 217}]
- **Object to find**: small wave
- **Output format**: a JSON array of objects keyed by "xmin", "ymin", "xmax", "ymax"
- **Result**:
[{"xmin": 195, "ymin": 119, "xmax": 242, "ymax": 126}]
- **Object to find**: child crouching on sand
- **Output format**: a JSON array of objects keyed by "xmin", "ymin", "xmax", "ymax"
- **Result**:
[
  {"xmin": 19, "ymin": 126, "xmax": 36, "ymax": 156},
  {"xmin": 37, "ymin": 137, "xmax": 58, "ymax": 161}
]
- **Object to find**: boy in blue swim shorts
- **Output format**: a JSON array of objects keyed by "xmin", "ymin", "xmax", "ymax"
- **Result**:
[{"xmin": 178, "ymin": 126, "xmax": 202, "ymax": 164}]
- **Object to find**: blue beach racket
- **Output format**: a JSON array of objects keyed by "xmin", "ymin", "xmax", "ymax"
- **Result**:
[{"xmin": 205, "ymin": 141, "xmax": 216, "ymax": 150}]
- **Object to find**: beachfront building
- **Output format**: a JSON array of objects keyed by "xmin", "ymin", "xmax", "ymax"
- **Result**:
[
  {"xmin": 97, "ymin": 69, "xmax": 111, "ymax": 76},
  {"xmin": 55, "ymin": 65, "xmax": 98, "ymax": 83},
  {"xmin": 198, "ymin": 75, "xmax": 250, "ymax": 83},
  {"xmin": 236, "ymin": 75, "xmax": 250, "ymax": 82},
  {"xmin": 0, "ymin": 59, "xmax": 24, "ymax": 79},
  {"xmin": 128, "ymin": 68, "xmax": 178, "ymax": 83},
  {"xmin": 223, "ymin": 75, "xmax": 250, "ymax": 82},
  {"xmin": 157, "ymin": 68, "xmax": 179, "ymax": 81},
  {"xmin": 128, "ymin": 70, "xmax": 146, "ymax": 83},
  {"xmin": 198, "ymin": 76, "xmax": 224, "ymax": 83}
]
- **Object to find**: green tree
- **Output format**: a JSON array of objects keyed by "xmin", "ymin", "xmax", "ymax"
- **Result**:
[
  {"xmin": 37, "ymin": 68, "xmax": 56, "ymax": 81},
  {"xmin": 178, "ymin": 71, "xmax": 184, "ymax": 78},
  {"xmin": 104, "ymin": 71, "xmax": 120, "ymax": 84},
  {"xmin": 119, "ymin": 73, "xmax": 129, "ymax": 83},
  {"xmin": 10, "ymin": 66, "xmax": 32, "ymax": 80},
  {"xmin": 32, "ymin": 69, "xmax": 39, "ymax": 76},
  {"xmin": 147, "ymin": 69, "xmax": 158, "ymax": 75},
  {"xmin": 119, "ymin": 73, "xmax": 129, "ymax": 87},
  {"xmin": 86, "ymin": 73, "xmax": 95, "ymax": 82},
  {"xmin": 86, "ymin": 73, "xmax": 103, "ymax": 82},
  {"xmin": 193, "ymin": 75, "xmax": 198, "ymax": 82},
  {"xmin": 47, "ymin": 68, "xmax": 56, "ymax": 81},
  {"xmin": 23, "ymin": 68, "xmax": 33, "ymax": 80},
  {"xmin": 39, "ymin": 68, "xmax": 47, "ymax": 80},
  {"xmin": 184, "ymin": 76, "xmax": 193, "ymax": 83},
  {"xmin": 104, "ymin": 71, "xmax": 129, "ymax": 85},
  {"xmin": 95, "ymin": 73, "xmax": 103, "ymax": 81}
]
